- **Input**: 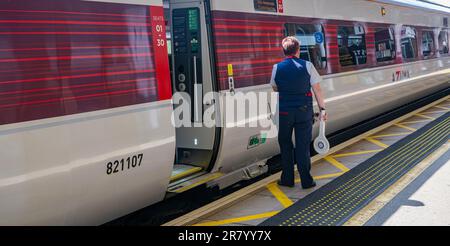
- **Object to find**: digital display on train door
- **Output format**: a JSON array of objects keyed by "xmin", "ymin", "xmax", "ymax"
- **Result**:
[{"xmin": 254, "ymin": 0, "xmax": 277, "ymax": 12}]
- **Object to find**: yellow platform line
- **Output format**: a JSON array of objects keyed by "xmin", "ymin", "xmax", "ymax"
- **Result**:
[
  {"xmin": 170, "ymin": 167, "xmax": 202, "ymax": 182},
  {"xmin": 370, "ymin": 132, "xmax": 410, "ymax": 138},
  {"xmin": 324, "ymin": 156, "xmax": 350, "ymax": 172},
  {"xmin": 415, "ymin": 113, "xmax": 435, "ymax": 120},
  {"xmin": 192, "ymin": 211, "xmax": 279, "ymax": 226},
  {"xmin": 295, "ymin": 172, "xmax": 344, "ymax": 184},
  {"xmin": 266, "ymin": 183, "xmax": 294, "ymax": 208},
  {"xmin": 394, "ymin": 123, "xmax": 417, "ymax": 132},
  {"xmin": 365, "ymin": 137, "xmax": 390, "ymax": 149},
  {"xmin": 332, "ymin": 149, "xmax": 382, "ymax": 158},
  {"xmin": 400, "ymin": 119, "xmax": 432, "ymax": 124},
  {"xmin": 421, "ymin": 110, "xmax": 448, "ymax": 114},
  {"xmin": 434, "ymin": 105, "xmax": 449, "ymax": 110}
]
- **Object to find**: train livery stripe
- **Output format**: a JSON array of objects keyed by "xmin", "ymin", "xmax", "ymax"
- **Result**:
[
  {"xmin": 211, "ymin": 10, "xmax": 444, "ymax": 90},
  {"xmin": 0, "ymin": 0, "xmax": 167, "ymax": 126}
]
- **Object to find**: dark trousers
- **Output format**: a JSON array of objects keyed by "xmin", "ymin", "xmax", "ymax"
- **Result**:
[{"xmin": 278, "ymin": 107, "xmax": 314, "ymax": 187}]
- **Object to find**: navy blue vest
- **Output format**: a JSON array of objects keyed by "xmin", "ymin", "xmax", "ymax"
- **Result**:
[{"xmin": 274, "ymin": 58, "xmax": 313, "ymax": 112}]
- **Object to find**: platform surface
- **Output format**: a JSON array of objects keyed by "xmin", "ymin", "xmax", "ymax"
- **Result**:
[
  {"xmin": 366, "ymin": 149, "xmax": 450, "ymax": 226},
  {"xmin": 190, "ymin": 99, "xmax": 450, "ymax": 226}
]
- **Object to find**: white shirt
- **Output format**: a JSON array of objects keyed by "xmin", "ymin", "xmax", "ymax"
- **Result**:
[{"xmin": 269, "ymin": 60, "xmax": 322, "ymax": 87}]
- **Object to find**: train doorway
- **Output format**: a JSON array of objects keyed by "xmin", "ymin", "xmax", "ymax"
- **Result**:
[{"xmin": 164, "ymin": 0, "xmax": 220, "ymax": 184}]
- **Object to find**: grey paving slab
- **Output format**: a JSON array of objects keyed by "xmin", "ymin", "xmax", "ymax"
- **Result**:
[
  {"xmin": 310, "ymin": 159, "xmax": 342, "ymax": 176},
  {"xmin": 371, "ymin": 126, "xmax": 411, "ymax": 136},
  {"xmin": 335, "ymin": 139, "xmax": 383, "ymax": 154},
  {"xmin": 372, "ymin": 135, "xmax": 403, "ymax": 146},
  {"xmin": 206, "ymin": 194, "xmax": 290, "ymax": 221},
  {"xmin": 258, "ymin": 177, "xmax": 336, "ymax": 200},
  {"xmin": 335, "ymin": 152, "xmax": 379, "ymax": 170}
]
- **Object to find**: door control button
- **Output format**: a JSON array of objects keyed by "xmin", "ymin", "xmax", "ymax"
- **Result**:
[
  {"xmin": 178, "ymin": 73, "xmax": 186, "ymax": 82},
  {"xmin": 178, "ymin": 83, "xmax": 186, "ymax": 91}
]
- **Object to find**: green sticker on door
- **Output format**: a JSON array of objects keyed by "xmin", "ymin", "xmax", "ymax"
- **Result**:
[{"xmin": 248, "ymin": 133, "xmax": 267, "ymax": 149}]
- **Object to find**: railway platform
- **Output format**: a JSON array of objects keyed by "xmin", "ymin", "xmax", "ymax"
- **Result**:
[{"xmin": 164, "ymin": 96, "xmax": 450, "ymax": 226}]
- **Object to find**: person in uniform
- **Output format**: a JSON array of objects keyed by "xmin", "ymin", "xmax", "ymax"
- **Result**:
[{"xmin": 270, "ymin": 36, "xmax": 328, "ymax": 189}]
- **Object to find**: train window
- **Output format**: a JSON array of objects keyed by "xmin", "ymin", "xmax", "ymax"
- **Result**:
[
  {"xmin": 253, "ymin": 0, "xmax": 277, "ymax": 12},
  {"xmin": 337, "ymin": 25, "xmax": 367, "ymax": 66},
  {"xmin": 438, "ymin": 30, "xmax": 449, "ymax": 54},
  {"xmin": 374, "ymin": 27, "xmax": 396, "ymax": 62},
  {"xmin": 401, "ymin": 26, "xmax": 418, "ymax": 59},
  {"xmin": 284, "ymin": 23, "xmax": 327, "ymax": 69},
  {"xmin": 421, "ymin": 31, "xmax": 435, "ymax": 58}
]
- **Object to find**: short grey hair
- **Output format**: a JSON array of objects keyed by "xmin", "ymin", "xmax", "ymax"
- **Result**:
[{"xmin": 282, "ymin": 36, "xmax": 300, "ymax": 56}]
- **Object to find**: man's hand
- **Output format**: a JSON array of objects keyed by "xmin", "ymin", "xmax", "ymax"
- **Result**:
[
  {"xmin": 319, "ymin": 108, "xmax": 328, "ymax": 122},
  {"xmin": 321, "ymin": 111, "xmax": 328, "ymax": 122}
]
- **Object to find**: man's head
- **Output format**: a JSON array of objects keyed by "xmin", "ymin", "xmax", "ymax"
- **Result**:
[{"xmin": 282, "ymin": 36, "xmax": 300, "ymax": 57}]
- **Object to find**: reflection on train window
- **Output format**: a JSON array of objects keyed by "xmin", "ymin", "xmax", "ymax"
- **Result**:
[
  {"xmin": 401, "ymin": 26, "xmax": 418, "ymax": 59},
  {"xmin": 374, "ymin": 27, "xmax": 396, "ymax": 62},
  {"xmin": 438, "ymin": 30, "xmax": 449, "ymax": 54},
  {"xmin": 284, "ymin": 23, "xmax": 327, "ymax": 69},
  {"xmin": 253, "ymin": 0, "xmax": 277, "ymax": 12},
  {"xmin": 421, "ymin": 31, "xmax": 435, "ymax": 58},
  {"xmin": 337, "ymin": 25, "xmax": 367, "ymax": 66}
]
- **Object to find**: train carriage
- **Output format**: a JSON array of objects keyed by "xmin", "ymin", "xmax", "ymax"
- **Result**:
[{"xmin": 0, "ymin": 0, "xmax": 448, "ymax": 225}]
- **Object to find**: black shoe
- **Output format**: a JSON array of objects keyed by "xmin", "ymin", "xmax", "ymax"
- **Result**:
[
  {"xmin": 277, "ymin": 180, "xmax": 295, "ymax": 188},
  {"xmin": 302, "ymin": 181, "xmax": 316, "ymax": 189}
]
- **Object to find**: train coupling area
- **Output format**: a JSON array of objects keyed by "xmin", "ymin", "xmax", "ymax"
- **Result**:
[{"xmin": 164, "ymin": 96, "xmax": 450, "ymax": 226}]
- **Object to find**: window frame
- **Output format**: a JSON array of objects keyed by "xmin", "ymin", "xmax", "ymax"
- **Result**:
[
  {"xmin": 400, "ymin": 25, "xmax": 419, "ymax": 61},
  {"xmin": 421, "ymin": 29, "xmax": 436, "ymax": 59},
  {"xmin": 337, "ymin": 24, "xmax": 368, "ymax": 68},
  {"xmin": 374, "ymin": 26, "xmax": 397, "ymax": 64},
  {"xmin": 283, "ymin": 22, "xmax": 328, "ymax": 71},
  {"xmin": 437, "ymin": 29, "xmax": 449, "ymax": 55}
]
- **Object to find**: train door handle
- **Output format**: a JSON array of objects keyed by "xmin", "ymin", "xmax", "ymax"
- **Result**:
[
  {"xmin": 267, "ymin": 102, "xmax": 273, "ymax": 120},
  {"xmin": 193, "ymin": 56, "xmax": 203, "ymax": 123}
]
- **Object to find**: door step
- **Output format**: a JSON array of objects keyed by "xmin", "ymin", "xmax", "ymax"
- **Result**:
[
  {"xmin": 170, "ymin": 164, "xmax": 203, "ymax": 183},
  {"xmin": 168, "ymin": 172, "xmax": 224, "ymax": 194}
]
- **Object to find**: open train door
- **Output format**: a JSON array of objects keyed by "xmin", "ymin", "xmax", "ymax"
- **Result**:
[{"xmin": 165, "ymin": 0, "xmax": 221, "ymax": 190}]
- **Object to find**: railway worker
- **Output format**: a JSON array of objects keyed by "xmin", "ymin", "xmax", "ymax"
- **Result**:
[{"xmin": 270, "ymin": 36, "xmax": 328, "ymax": 189}]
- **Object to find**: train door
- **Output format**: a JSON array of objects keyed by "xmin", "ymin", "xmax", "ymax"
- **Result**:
[{"xmin": 165, "ymin": 0, "xmax": 220, "ymax": 186}]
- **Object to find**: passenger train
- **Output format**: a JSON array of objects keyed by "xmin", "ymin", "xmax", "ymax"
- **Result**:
[{"xmin": 0, "ymin": 0, "xmax": 448, "ymax": 225}]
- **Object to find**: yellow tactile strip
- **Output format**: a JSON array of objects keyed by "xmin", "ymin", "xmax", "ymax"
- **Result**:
[
  {"xmin": 344, "ymin": 142, "xmax": 450, "ymax": 226},
  {"xmin": 191, "ymin": 99, "xmax": 449, "ymax": 226}
]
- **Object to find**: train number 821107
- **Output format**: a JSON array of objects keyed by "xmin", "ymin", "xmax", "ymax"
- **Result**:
[{"xmin": 106, "ymin": 154, "xmax": 143, "ymax": 175}]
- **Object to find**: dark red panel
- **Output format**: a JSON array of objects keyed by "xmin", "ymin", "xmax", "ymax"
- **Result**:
[{"xmin": 0, "ymin": 0, "xmax": 167, "ymax": 126}]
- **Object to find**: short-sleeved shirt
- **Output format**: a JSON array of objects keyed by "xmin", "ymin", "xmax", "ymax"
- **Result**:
[{"xmin": 270, "ymin": 60, "xmax": 322, "ymax": 87}]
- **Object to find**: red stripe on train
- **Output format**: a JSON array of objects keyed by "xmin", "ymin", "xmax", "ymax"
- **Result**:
[
  {"xmin": 0, "ymin": 69, "xmax": 154, "ymax": 85},
  {"xmin": 0, "ymin": 20, "xmax": 150, "ymax": 26}
]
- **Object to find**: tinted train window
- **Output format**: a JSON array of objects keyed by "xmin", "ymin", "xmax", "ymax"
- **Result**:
[
  {"xmin": 438, "ymin": 30, "xmax": 449, "ymax": 54},
  {"xmin": 401, "ymin": 26, "xmax": 418, "ymax": 59},
  {"xmin": 422, "ymin": 31, "xmax": 435, "ymax": 58},
  {"xmin": 284, "ymin": 23, "xmax": 327, "ymax": 69},
  {"xmin": 337, "ymin": 25, "xmax": 367, "ymax": 66},
  {"xmin": 375, "ymin": 27, "xmax": 396, "ymax": 62},
  {"xmin": 254, "ymin": 0, "xmax": 277, "ymax": 12}
]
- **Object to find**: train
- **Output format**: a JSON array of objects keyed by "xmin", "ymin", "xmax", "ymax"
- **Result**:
[{"xmin": 0, "ymin": 0, "xmax": 448, "ymax": 225}]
